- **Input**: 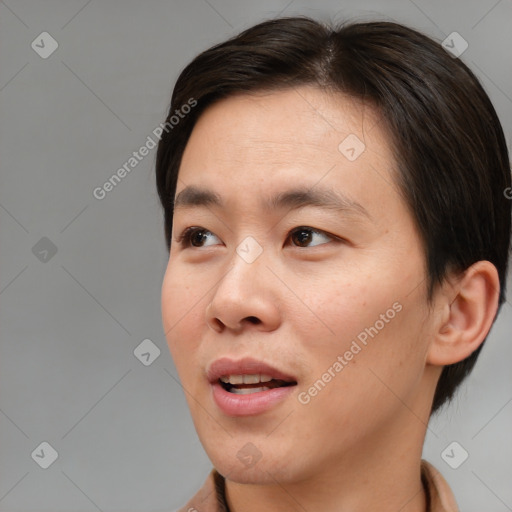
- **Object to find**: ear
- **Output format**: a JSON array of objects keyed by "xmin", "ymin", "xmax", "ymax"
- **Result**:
[{"xmin": 427, "ymin": 261, "xmax": 500, "ymax": 366}]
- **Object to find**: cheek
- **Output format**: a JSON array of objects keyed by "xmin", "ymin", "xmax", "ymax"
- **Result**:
[
  {"xmin": 298, "ymin": 271, "xmax": 388, "ymax": 351},
  {"xmin": 295, "ymin": 294, "xmax": 428, "ymax": 443},
  {"xmin": 300, "ymin": 265, "xmax": 428, "ymax": 390},
  {"xmin": 161, "ymin": 261, "xmax": 204, "ymax": 359}
]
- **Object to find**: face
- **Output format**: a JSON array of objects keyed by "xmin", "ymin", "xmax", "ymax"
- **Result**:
[{"xmin": 161, "ymin": 86, "xmax": 438, "ymax": 485}]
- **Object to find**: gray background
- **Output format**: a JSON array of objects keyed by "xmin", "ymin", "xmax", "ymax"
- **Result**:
[{"xmin": 0, "ymin": 0, "xmax": 511, "ymax": 510}]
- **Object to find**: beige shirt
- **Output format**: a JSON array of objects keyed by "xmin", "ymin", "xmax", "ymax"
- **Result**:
[{"xmin": 176, "ymin": 460, "xmax": 458, "ymax": 512}]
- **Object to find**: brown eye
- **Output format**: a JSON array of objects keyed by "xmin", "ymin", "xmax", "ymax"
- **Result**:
[
  {"xmin": 290, "ymin": 228, "xmax": 313, "ymax": 247},
  {"xmin": 189, "ymin": 229, "xmax": 209, "ymax": 247},
  {"xmin": 177, "ymin": 227, "xmax": 220, "ymax": 248},
  {"xmin": 288, "ymin": 227, "xmax": 333, "ymax": 248}
]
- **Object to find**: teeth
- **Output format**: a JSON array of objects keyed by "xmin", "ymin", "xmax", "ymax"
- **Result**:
[
  {"xmin": 229, "ymin": 386, "xmax": 270, "ymax": 394},
  {"xmin": 243, "ymin": 374, "xmax": 261, "ymax": 384},
  {"xmin": 219, "ymin": 374, "xmax": 274, "ymax": 384}
]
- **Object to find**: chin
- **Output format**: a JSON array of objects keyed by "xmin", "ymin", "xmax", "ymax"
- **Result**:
[
  {"xmin": 217, "ymin": 460, "xmax": 295, "ymax": 485},
  {"xmin": 208, "ymin": 443, "xmax": 304, "ymax": 485},
  {"xmin": 223, "ymin": 466, "xmax": 274, "ymax": 484}
]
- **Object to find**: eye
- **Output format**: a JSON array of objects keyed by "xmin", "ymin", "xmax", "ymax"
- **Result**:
[
  {"xmin": 175, "ymin": 227, "xmax": 221, "ymax": 248},
  {"xmin": 287, "ymin": 226, "xmax": 334, "ymax": 247},
  {"xmin": 175, "ymin": 226, "xmax": 336, "ymax": 249}
]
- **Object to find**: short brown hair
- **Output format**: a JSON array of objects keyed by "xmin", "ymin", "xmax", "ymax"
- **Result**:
[{"xmin": 155, "ymin": 16, "xmax": 511, "ymax": 414}]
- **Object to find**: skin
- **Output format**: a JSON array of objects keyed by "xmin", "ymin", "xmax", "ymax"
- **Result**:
[{"xmin": 161, "ymin": 86, "xmax": 500, "ymax": 512}]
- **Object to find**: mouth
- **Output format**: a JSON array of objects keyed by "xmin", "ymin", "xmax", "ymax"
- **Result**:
[
  {"xmin": 207, "ymin": 356, "xmax": 298, "ymax": 388},
  {"xmin": 218, "ymin": 374, "xmax": 297, "ymax": 395},
  {"xmin": 207, "ymin": 357, "xmax": 298, "ymax": 415}
]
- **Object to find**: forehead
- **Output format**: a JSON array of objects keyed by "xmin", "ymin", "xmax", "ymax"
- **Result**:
[
  {"xmin": 183, "ymin": 87, "xmax": 382, "ymax": 158},
  {"xmin": 176, "ymin": 86, "xmax": 399, "ymax": 220}
]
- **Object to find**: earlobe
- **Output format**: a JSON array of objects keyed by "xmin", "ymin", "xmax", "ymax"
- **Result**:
[{"xmin": 427, "ymin": 261, "xmax": 500, "ymax": 366}]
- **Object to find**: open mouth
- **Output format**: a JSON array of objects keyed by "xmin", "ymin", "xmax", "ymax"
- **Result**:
[
  {"xmin": 210, "ymin": 364, "xmax": 299, "ymax": 415},
  {"xmin": 219, "ymin": 377, "xmax": 297, "ymax": 395}
]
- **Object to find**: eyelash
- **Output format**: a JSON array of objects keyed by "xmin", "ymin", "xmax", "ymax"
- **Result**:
[{"xmin": 175, "ymin": 226, "xmax": 339, "ymax": 249}]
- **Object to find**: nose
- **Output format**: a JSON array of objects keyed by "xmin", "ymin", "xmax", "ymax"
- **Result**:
[{"xmin": 206, "ymin": 250, "xmax": 281, "ymax": 334}]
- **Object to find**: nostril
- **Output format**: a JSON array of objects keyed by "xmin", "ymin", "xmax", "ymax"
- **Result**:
[
  {"xmin": 211, "ymin": 318, "xmax": 224, "ymax": 331},
  {"xmin": 246, "ymin": 316, "xmax": 260, "ymax": 324}
]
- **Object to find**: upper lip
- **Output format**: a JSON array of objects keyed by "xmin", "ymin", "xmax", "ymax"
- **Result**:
[{"xmin": 206, "ymin": 357, "xmax": 298, "ymax": 384}]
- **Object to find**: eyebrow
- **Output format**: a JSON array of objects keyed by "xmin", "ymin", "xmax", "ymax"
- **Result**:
[{"xmin": 172, "ymin": 185, "xmax": 372, "ymax": 220}]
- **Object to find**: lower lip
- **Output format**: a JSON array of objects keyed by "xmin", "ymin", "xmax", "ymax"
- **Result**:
[{"xmin": 211, "ymin": 381, "xmax": 296, "ymax": 416}]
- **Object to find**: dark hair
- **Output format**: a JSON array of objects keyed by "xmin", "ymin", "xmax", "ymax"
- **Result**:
[{"xmin": 155, "ymin": 16, "xmax": 511, "ymax": 414}]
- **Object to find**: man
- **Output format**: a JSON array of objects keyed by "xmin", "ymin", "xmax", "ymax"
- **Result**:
[{"xmin": 156, "ymin": 17, "xmax": 511, "ymax": 511}]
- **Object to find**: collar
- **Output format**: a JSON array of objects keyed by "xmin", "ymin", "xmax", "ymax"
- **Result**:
[{"xmin": 176, "ymin": 459, "xmax": 458, "ymax": 512}]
